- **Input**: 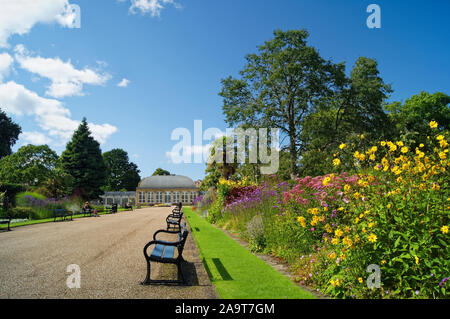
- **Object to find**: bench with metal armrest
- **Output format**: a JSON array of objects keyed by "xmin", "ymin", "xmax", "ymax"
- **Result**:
[{"xmin": 141, "ymin": 224, "xmax": 189, "ymax": 285}]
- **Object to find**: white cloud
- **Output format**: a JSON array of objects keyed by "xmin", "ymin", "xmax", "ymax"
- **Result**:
[
  {"xmin": 0, "ymin": 81, "xmax": 117, "ymax": 145},
  {"xmin": 14, "ymin": 45, "xmax": 110, "ymax": 98},
  {"xmin": 117, "ymin": 78, "xmax": 130, "ymax": 88},
  {"xmin": 0, "ymin": 52, "xmax": 13, "ymax": 82},
  {"xmin": 129, "ymin": 0, "xmax": 181, "ymax": 17},
  {"xmin": 20, "ymin": 131, "xmax": 52, "ymax": 145},
  {"xmin": 0, "ymin": 0, "xmax": 79, "ymax": 48}
]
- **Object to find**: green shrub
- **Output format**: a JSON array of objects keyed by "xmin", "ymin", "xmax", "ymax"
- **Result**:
[{"xmin": 10, "ymin": 207, "xmax": 34, "ymax": 219}]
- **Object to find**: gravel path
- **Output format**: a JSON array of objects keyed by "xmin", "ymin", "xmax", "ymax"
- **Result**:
[{"xmin": 0, "ymin": 207, "xmax": 218, "ymax": 299}]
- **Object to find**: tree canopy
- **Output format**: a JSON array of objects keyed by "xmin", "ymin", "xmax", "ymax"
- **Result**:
[
  {"xmin": 0, "ymin": 108, "xmax": 22, "ymax": 160},
  {"xmin": 103, "ymin": 148, "xmax": 141, "ymax": 191},
  {"xmin": 60, "ymin": 118, "xmax": 107, "ymax": 199},
  {"xmin": 152, "ymin": 168, "xmax": 171, "ymax": 176},
  {"xmin": 0, "ymin": 144, "xmax": 58, "ymax": 186}
]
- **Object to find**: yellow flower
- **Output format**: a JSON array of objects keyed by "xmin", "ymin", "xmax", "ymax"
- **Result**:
[
  {"xmin": 360, "ymin": 134, "xmax": 365, "ymax": 140},
  {"xmin": 329, "ymin": 252, "xmax": 337, "ymax": 259},
  {"xmin": 396, "ymin": 141, "xmax": 404, "ymax": 147},
  {"xmin": 323, "ymin": 176, "xmax": 331, "ymax": 186},
  {"xmin": 415, "ymin": 255, "xmax": 419, "ymax": 265},
  {"xmin": 344, "ymin": 184, "xmax": 350, "ymax": 192},
  {"xmin": 441, "ymin": 225, "xmax": 449, "ymax": 234},
  {"xmin": 358, "ymin": 277, "xmax": 363, "ymax": 284},
  {"xmin": 354, "ymin": 151, "xmax": 360, "ymax": 159},
  {"xmin": 401, "ymin": 146, "xmax": 408, "ymax": 154},
  {"xmin": 368, "ymin": 233, "xmax": 377, "ymax": 243},
  {"xmin": 380, "ymin": 141, "xmax": 386, "ymax": 147},
  {"xmin": 331, "ymin": 237, "xmax": 339, "ymax": 245},
  {"xmin": 333, "ymin": 158, "xmax": 341, "ymax": 166},
  {"xmin": 430, "ymin": 121, "xmax": 438, "ymax": 129},
  {"xmin": 335, "ymin": 229, "xmax": 343, "ymax": 238},
  {"xmin": 381, "ymin": 260, "xmax": 387, "ymax": 265},
  {"xmin": 355, "ymin": 217, "xmax": 360, "ymax": 224},
  {"xmin": 339, "ymin": 143, "xmax": 346, "ymax": 150},
  {"xmin": 419, "ymin": 143, "xmax": 424, "ymax": 148},
  {"xmin": 437, "ymin": 135, "xmax": 444, "ymax": 141}
]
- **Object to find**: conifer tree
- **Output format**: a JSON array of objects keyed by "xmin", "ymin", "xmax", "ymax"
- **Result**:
[{"xmin": 60, "ymin": 118, "xmax": 107, "ymax": 199}]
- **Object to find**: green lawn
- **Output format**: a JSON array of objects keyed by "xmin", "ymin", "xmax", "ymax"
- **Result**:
[{"xmin": 184, "ymin": 207, "xmax": 315, "ymax": 299}]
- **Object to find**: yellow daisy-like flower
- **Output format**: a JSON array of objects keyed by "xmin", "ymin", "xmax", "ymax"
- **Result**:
[
  {"xmin": 335, "ymin": 229, "xmax": 343, "ymax": 238},
  {"xmin": 380, "ymin": 141, "xmax": 386, "ymax": 147},
  {"xmin": 331, "ymin": 237, "xmax": 339, "ymax": 245},
  {"xmin": 381, "ymin": 260, "xmax": 387, "ymax": 265},
  {"xmin": 368, "ymin": 233, "xmax": 377, "ymax": 243},
  {"xmin": 333, "ymin": 158, "xmax": 341, "ymax": 166},
  {"xmin": 329, "ymin": 252, "xmax": 337, "ymax": 259},
  {"xmin": 441, "ymin": 225, "xmax": 449, "ymax": 234},
  {"xmin": 437, "ymin": 135, "xmax": 444, "ymax": 141},
  {"xmin": 339, "ymin": 143, "xmax": 346, "ymax": 150},
  {"xmin": 401, "ymin": 146, "xmax": 408, "ymax": 154},
  {"xmin": 419, "ymin": 143, "xmax": 424, "ymax": 148},
  {"xmin": 358, "ymin": 277, "xmax": 363, "ymax": 284},
  {"xmin": 430, "ymin": 121, "xmax": 438, "ymax": 129}
]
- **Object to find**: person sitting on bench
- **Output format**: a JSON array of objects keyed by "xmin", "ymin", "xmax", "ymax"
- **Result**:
[{"xmin": 84, "ymin": 201, "xmax": 100, "ymax": 217}]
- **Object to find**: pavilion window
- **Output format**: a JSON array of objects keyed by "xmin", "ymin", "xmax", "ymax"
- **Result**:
[
  {"xmin": 156, "ymin": 192, "xmax": 162, "ymax": 203},
  {"xmin": 148, "ymin": 192, "xmax": 154, "ymax": 204},
  {"xmin": 173, "ymin": 192, "xmax": 180, "ymax": 203},
  {"xmin": 138, "ymin": 192, "xmax": 145, "ymax": 204},
  {"xmin": 165, "ymin": 192, "xmax": 171, "ymax": 204},
  {"xmin": 182, "ymin": 192, "xmax": 188, "ymax": 203}
]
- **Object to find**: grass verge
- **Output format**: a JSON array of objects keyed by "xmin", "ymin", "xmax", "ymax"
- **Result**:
[{"xmin": 184, "ymin": 207, "xmax": 315, "ymax": 299}]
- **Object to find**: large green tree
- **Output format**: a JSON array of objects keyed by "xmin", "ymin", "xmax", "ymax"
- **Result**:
[
  {"xmin": 152, "ymin": 168, "xmax": 171, "ymax": 176},
  {"xmin": 0, "ymin": 144, "xmax": 58, "ymax": 185},
  {"xmin": 0, "ymin": 108, "xmax": 22, "ymax": 159},
  {"xmin": 300, "ymin": 57, "xmax": 393, "ymax": 176},
  {"xmin": 60, "ymin": 118, "xmax": 107, "ymax": 199},
  {"xmin": 385, "ymin": 91, "xmax": 450, "ymax": 144},
  {"xmin": 103, "ymin": 149, "xmax": 141, "ymax": 191},
  {"xmin": 220, "ymin": 29, "xmax": 344, "ymax": 177}
]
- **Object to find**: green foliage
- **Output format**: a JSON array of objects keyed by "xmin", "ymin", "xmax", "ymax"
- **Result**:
[
  {"xmin": 152, "ymin": 168, "xmax": 171, "ymax": 176},
  {"xmin": 9, "ymin": 207, "xmax": 35, "ymax": 219},
  {"xmin": 103, "ymin": 149, "xmax": 140, "ymax": 191},
  {"xmin": 220, "ymin": 29, "xmax": 344, "ymax": 177},
  {"xmin": 60, "ymin": 118, "xmax": 107, "ymax": 200},
  {"xmin": 386, "ymin": 91, "xmax": 450, "ymax": 146},
  {"xmin": 0, "ymin": 144, "xmax": 58, "ymax": 186},
  {"xmin": 35, "ymin": 168, "xmax": 74, "ymax": 199},
  {"xmin": 0, "ymin": 182, "xmax": 25, "ymax": 211},
  {"xmin": 0, "ymin": 108, "xmax": 21, "ymax": 160}
]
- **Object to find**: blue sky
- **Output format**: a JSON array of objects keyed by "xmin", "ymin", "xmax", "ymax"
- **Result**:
[{"xmin": 0, "ymin": 0, "xmax": 449, "ymax": 181}]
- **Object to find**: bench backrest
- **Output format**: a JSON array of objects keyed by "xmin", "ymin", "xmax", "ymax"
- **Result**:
[{"xmin": 54, "ymin": 209, "xmax": 65, "ymax": 214}]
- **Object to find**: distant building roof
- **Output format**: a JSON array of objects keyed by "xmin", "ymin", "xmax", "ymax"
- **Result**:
[
  {"xmin": 137, "ymin": 175, "xmax": 197, "ymax": 190},
  {"xmin": 101, "ymin": 191, "xmax": 136, "ymax": 197}
]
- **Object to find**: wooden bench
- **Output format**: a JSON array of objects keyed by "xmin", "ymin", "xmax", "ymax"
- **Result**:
[
  {"xmin": 166, "ymin": 211, "xmax": 184, "ymax": 231},
  {"xmin": 142, "ymin": 225, "xmax": 189, "ymax": 285},
  {"xmin": 82, "ymin": 208, "xmax": 94, "ymax": 217},
  {"xmin": 53, "ymin": 209, "xmax": 73, "ymax": 222},
  {"xmin": 0, "ymin": 216, "xmax": 11, "ymax": 231}
]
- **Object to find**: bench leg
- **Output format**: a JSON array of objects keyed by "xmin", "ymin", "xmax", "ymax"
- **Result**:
[
  {"xmin": 141, "ymin": 260, "xmax": 152, "ymax": 285},
  {"xmin": 177, "ymin": 262, "xmax": 186, "ymax": 285}
]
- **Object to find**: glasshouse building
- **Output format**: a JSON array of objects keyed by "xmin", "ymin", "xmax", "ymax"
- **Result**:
[{"xmin": 136, "ymin": 175, "xmax": 199, "ymax": 205}]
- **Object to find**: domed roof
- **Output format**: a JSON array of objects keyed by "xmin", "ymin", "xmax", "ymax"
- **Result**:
[{"xmin": 138, "ymin": 175, "xmax": 197, "ymax": 189}]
